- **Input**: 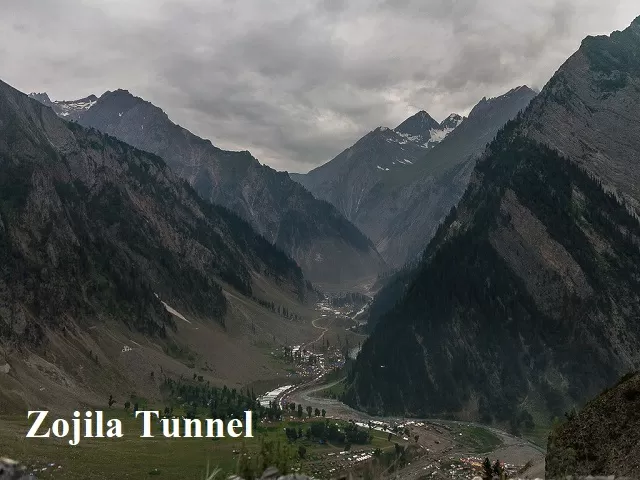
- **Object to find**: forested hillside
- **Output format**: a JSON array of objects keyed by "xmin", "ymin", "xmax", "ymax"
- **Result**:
[
  {"xmin": 346, "ymin": 18, "xmax": 640, "ymax": 429},
  {"xmin": 347, "ymin": 121, "xmax": 640, "ymax": 428},
  {"xmin": 0, "ymin": 79, "xmax": 308, "ymax": 347}
]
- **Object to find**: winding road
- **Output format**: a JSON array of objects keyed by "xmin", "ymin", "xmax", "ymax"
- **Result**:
[
  {"xmin": 302, "ymin": 316, "xmax": 331, "ymax": 350},
  {"xmin": 281, "ymin": 367, "xmax": 546, "ymax": 478},
  {"xmin": 273, "ymin": 306, "xmax": 547, "ymax": 477}
]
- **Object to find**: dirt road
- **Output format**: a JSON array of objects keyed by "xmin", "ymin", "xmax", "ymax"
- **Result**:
[{"xmin": 302, "ymin": 316, "xmax": 331, "ymax": 349}]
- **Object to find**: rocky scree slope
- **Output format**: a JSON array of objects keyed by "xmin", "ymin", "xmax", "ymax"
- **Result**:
[
  {"xmin": 32, "ymin": 90, "xmax": 386, "ymax": 287},
  {"xmin": 292, "ymin": 87, "xmax": 535, "ymax": 267},
  {"xmin": 1, "ymin": 79, "xmax": 308, "ymax": 348},
  {"xmin": 344, "ymin": 17, "xmax": 640, "ymax": 427}
]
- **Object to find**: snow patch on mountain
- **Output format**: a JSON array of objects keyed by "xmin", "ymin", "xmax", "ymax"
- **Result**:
[
  {"xmin": 56, "ymin": 98, "xmax": 97, "ymax": 115},
  {"xmin": 425, "ymin": 126, "xmax": 454, "ymax": 146},
  {"xmin": 388, "ymin": 111, "xmax": 464, "ymax": 149}
]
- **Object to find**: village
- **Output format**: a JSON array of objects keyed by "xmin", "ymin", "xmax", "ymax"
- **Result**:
[{"xmin": 249, "ymin": 293, "xmax": 543, "ymax": 479}]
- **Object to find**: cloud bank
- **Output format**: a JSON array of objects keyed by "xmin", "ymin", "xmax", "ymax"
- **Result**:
[{"xmin": 2, "ymin": 0, "xmax": 639, "ymax": 171}]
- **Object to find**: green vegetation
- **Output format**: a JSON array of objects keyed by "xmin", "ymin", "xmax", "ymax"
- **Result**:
[
  {"xmin": 317, "ymin": 379, "xmax": 346, "ymax": 400},
  {"xmin": 453, "ymin": 426, "xmax": 503, "ymax": 454},
  {"xmin": 161, "ymin": 378, "xmax": 281, "ymax": 423},
  {"xmin": 0, "ymin": 411, "xmax": 398, "ymax": 480},
  {"xmin": 284, "ymin": 419, "xmax": 371, "ymax": 445},
  {"xmin": 329, "ymin": 292, "xmax": 369, "ymax": 309}
]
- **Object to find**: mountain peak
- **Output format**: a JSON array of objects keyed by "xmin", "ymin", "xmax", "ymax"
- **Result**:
[
  {"xmin": 28, "ymin": 92, "xmax": 52, "ymax": 106},
  {"xmin": 467, "ymin": 85, "xmax": 535, "ymax": 119},
  {"xmin": 105, "ymin": 88, "xmax": 133, "ymax": 96},
  {"xmin": 439, "ymin": 113, "xmax": 464, "ymax": 130},
  {"xmin": 578, "ymin": 17, "xmax": 640, "ymax": 95},
  {"xmin": 394, "ymin": 110, "xmax": 440, "ymax": 135},
  {"xmin": 513, "ymin": 85, "xmax": 536, "ymax": 96}
]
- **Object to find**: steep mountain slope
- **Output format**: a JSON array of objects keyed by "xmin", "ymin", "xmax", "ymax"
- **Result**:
[
  {"xmin": 345, "ymin": 17, "xmax": 640, "ymax": 428},
  {"xmin": 523, "ymin": 19, "xmax": 640, "ymax": 214},
  {"xmin": 0, "ymin": 79, "xmax": 315, "ymax": 409},
  {"xmin": 292, "ymin": 87, "xmax": 535, "ymax": 267},
  {"xmin": 546, "ymin": 372, "xmax": 640, "ymax": 478},
  {"xmin": 290, "ymin": 126, "xmax": 430, "ymax": 222},
  {"xmin": 31, "ymin": 90, "xmax": 386, "ymax": 288}
]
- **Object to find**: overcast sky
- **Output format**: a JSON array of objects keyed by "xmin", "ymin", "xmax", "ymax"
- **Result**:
[{"xmin": 2, "ymin": 0, "xmax": 640, "ymax": 172}]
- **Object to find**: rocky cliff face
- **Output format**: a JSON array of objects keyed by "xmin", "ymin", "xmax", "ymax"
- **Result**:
[
  {"xmin": 293, "ymin": 87, "xmax": 535, "ymax": 267},
  {"xmin": 345, "ymin": 17, "xmax": 640, "ymax": 429},
  {"xmin": 1, "ymin": 79, "xmax": 308, "ymax": 345},
  {"xmin": 523, "ymin": 17, "xmax": 640, "ymax": 214},
  {"xmin": 30, "ymin": 90, "xmax": 385, "ymax": 288},
  {"xmin": 546, "ymin": 372, "xmax": 640, "ymax": 478}
]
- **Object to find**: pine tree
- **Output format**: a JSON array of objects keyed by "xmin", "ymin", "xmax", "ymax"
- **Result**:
[
  {"xmin": 482, "ymin": 458, "xmax": 493, "ymax": 480},
  {"xmin": 493, "ymin": 460, "xmax": 504, "ymax": 479}
]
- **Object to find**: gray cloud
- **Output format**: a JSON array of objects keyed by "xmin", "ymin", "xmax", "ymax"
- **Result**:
[{"xmin": 2, "ymin": 0, "xmax": 639, "ymax": 172}]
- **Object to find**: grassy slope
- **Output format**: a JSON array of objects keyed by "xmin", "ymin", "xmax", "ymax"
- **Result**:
[{"xmin": 0, "ymin": 411, "xmax": 403, "ymax": 479}]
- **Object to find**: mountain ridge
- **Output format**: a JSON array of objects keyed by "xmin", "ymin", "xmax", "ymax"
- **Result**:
[
  {"xmin": 1, "ymin": 78, "xmax": 320, "ymax": 412},
  {"xmin": 30, "ymin": 89, "xmax": 387, "ymax": 288},
  {"xmin": 345, "ymin": 17, "xmax": 640, "ymax": 429},
  {"xmin": 292, "ymin": 86, "xmax": 536, "ymax": 267}
]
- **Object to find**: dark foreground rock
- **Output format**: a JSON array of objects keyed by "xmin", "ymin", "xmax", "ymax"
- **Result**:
[
  {"xmin": 546, "ymin": 372, "xmax": 640, "ymax": 479},
  {"xmin": 0, "ymin": 458, "xmax": 34, "ymax": 480}
]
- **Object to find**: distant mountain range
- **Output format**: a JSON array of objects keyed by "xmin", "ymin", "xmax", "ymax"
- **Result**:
[
  {"xmin": 345, "ymin": 16, "xmax": 640, "ymax": 432},
  {"xmin": 292, "ymin": 86, "xmax": 536, "ymax": 267},
  {"xmin": 28, "ymin": 90, "xmax": 386, "ymax": 288}
]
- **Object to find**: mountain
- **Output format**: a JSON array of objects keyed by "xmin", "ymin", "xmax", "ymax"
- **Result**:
[
  {"xmin": 439, "ymin": 113, "xmax": 465, "ymax": 131},
  {"xmin": 28, "ymin": 92, "xmax": 98, "ymax": 121},
  {"xmin": 344, "ymin": 17, "xmax": 640, "ymax": 429},
  {"xmin": 523, "ymin": 20, "xmax": 640, "ymax": 214},
  {"xmin": 0, "ymin": 78, "xmax": 315, "ymax": 410},
  {"xmin": 292, "ymin": 87, "xmax": 535, "ymax": 267},
  {"xmin": 546, "ymin": 372, "xmax": 640, "ymax": 478},
  {"xmin": 28, "ymin": 90, "xmax": 386, "ymax": 289},
  {"xmin": 394, "ymin": 111, "xmax": 463, "ymax": 147}
]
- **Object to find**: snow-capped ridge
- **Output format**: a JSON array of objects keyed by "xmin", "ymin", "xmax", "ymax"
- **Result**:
[
  {"xmin": 29, "ymin": 92, "xmax": 99, "ymax": 119},
  {"xmin": 439, "ymin": 113, "xmax": 464, "ymax": 130},
  {"xmin": 390, "ymin": 109, "xmax": 463, "ymax": 149}
]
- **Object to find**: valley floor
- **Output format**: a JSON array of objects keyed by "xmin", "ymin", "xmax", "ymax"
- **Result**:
[{"xmin": 0, "ymin": 297, "xmax": 547, "ymax": 479}]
